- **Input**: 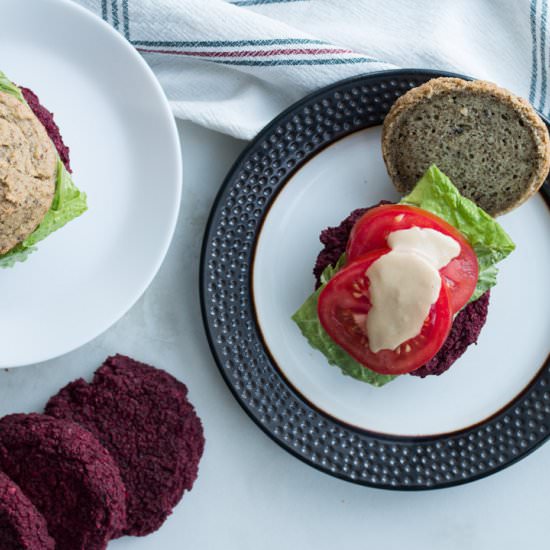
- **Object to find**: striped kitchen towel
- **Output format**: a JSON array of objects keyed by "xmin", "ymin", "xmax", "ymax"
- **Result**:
[{"xmin": 77, "ymin": 0, "xmax": 549, "ymax": 140}]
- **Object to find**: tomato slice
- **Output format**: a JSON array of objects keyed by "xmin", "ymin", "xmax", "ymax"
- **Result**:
[
  {"xmin": 318, "ymin": 249, "xmax": 453, "ymax": 375},
  {"xmin": 346, "ymin": 204, "xmax": 478, "ymax": 312}
]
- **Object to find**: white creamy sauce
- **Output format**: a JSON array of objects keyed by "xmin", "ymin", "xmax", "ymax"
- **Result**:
[
  {"xmin": 387, "ymin": 227, "xmax": 461, "ymax": 269},
  {"xmin": 365, "ymin": 227, "xmax": 460, "ymax": 353}
]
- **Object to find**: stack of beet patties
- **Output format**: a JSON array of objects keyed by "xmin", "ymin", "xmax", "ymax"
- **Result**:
[
  {"xmin": 0, "ymin": 355, "xmax": 204, "ymax": 550},
  {"xmin": 0, "ymin": 88, "xmax": 204, "ymax": 550},
  {"xmin": 0, "ymin": 413, "xmax": 127, "ymax": 549},
  {"xmin": 46, "ymin": 355, "xmax": 205, "ymax": 538}
]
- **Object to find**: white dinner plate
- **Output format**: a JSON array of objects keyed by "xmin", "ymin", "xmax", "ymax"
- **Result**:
[
  {"xmin": 0, "ymin": 0, "xmax": 181, "ymax": 367},
  {"xmin": 254, "ymin": 127, "xmax": 550, "ymax": 436}
]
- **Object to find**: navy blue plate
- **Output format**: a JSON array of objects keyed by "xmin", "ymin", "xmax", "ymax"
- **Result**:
[{"xmin": 200, "ymin": 69, "xmax": 550, "ymax": 490}]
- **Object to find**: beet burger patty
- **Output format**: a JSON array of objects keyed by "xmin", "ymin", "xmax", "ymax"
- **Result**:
[
  {"xmin": 0, "ymin": 414, "xmax": 126, "ymax": 550},
  {"xmin": 20, "ymin": 86, "xmax": 71, "ymax": 173},
  {"xmin": 0, "ymin": 470, "xmax": 54, "ymax": 550},
  {"xmin": 46, "ymin": 354, "xmax": 205, "ymax": 537}
]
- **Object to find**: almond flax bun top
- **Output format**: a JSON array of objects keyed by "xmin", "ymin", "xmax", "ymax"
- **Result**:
[
  {"xmin": 382, "ymin": 77, "xmax": 550, "ymax": 216},
  {"xmin": 0, "ymin": 91, "xmax": 56, "ymax": 253}
]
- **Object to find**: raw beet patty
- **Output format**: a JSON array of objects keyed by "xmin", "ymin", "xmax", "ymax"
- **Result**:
[
  {"xmin": 0, "ymin": 414, "xmax": 126, "ymax": 550},
  {"xmin": 20, "ymin": 86, "xmax": 71, "ymax": 172},
  {"xmin": 411, "ymin": 291, "xmax": 490, "ymax": 377},
  {"xmin": 0, "ymin": 470, "xmax": 54, "ymax": 550},
  {"xmin": 314, "ymin": 207, "xmax": 490, "ymax": 377},
  {"xmin": 46, "ymin": 354, "xmax": 205, "ymax": 537},
  {"xmin": 313, "ymin": 205, "xmax": 389, "ymax": 288}
]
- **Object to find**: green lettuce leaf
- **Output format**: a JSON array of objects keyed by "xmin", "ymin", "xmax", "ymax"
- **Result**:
[
  {"xmin": 0, "ymin": 70, "xmax": 24, "ymax": 102},
  {"xmin": 292, "ymin": 262, "xmax": 396, "ymax": 388},
  {"xmin": 0, "ymin": 244, "xmax": 37, "ymax": 268},
  {"xmin": 23, "ymin": 160, "xmax": 87, "ymax": 247},
  {"xmin": 292, "ymin": 164, "xmax": 515, "ymax": 387},
  {"xmin": 319, "ymin": 253, "xmax": 347, "ymax": 285},
  {"xmin": 401, "ymin": 164, "xmax": 515, "ymax": 300},
  {"xmin": 0, "ymin": 160, "xmax": 87, "ymax": 268},
  {"xmin": 0, "ymin": 72, "xmax": 87, "ymax": 267}
]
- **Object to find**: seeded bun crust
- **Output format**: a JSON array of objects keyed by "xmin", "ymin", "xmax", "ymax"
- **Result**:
[
  {"xmin": 0, "ymin": 91, "xmax": 57, "ymax": 253},
  {"xmin": 382, "ymin": 77, "xmax": 550, "ymax": 216}
]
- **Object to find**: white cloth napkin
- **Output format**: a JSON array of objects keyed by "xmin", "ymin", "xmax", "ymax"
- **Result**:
[{"xmin": 76, "ymin": 0, "xmax": 548, "ymax": 140}]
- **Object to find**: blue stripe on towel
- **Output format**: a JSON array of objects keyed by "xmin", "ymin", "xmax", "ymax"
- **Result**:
[
  {"xmin": 131, "ymin": 38, "xmax": 328, "ymax": 48},
  {"xmin": 231, "ymin": 0, "xmax": 308, "ymax": 5},
  {"xmin": 540, "ymin": 0, "xmax": 548, "ymax": 112},
  {"xmin": 530, "ymin": 0, "xmax": 539, "ymax": 105},
  {"xmin": 122, "ymin": 0, "xmax": 130, "ymax": 39},
  {"xmin": 216, "ymin": 57, "xmax": 381, "ymax": 66},
  {"xmin": 111, "ymin": 0, "xmax": 120, "ymax": 30}
]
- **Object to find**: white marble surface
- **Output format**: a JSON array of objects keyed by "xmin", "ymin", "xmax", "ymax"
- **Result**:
[{"xmin": 0, "ymin": 120, "xmax": 549, "ymax": 549}]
